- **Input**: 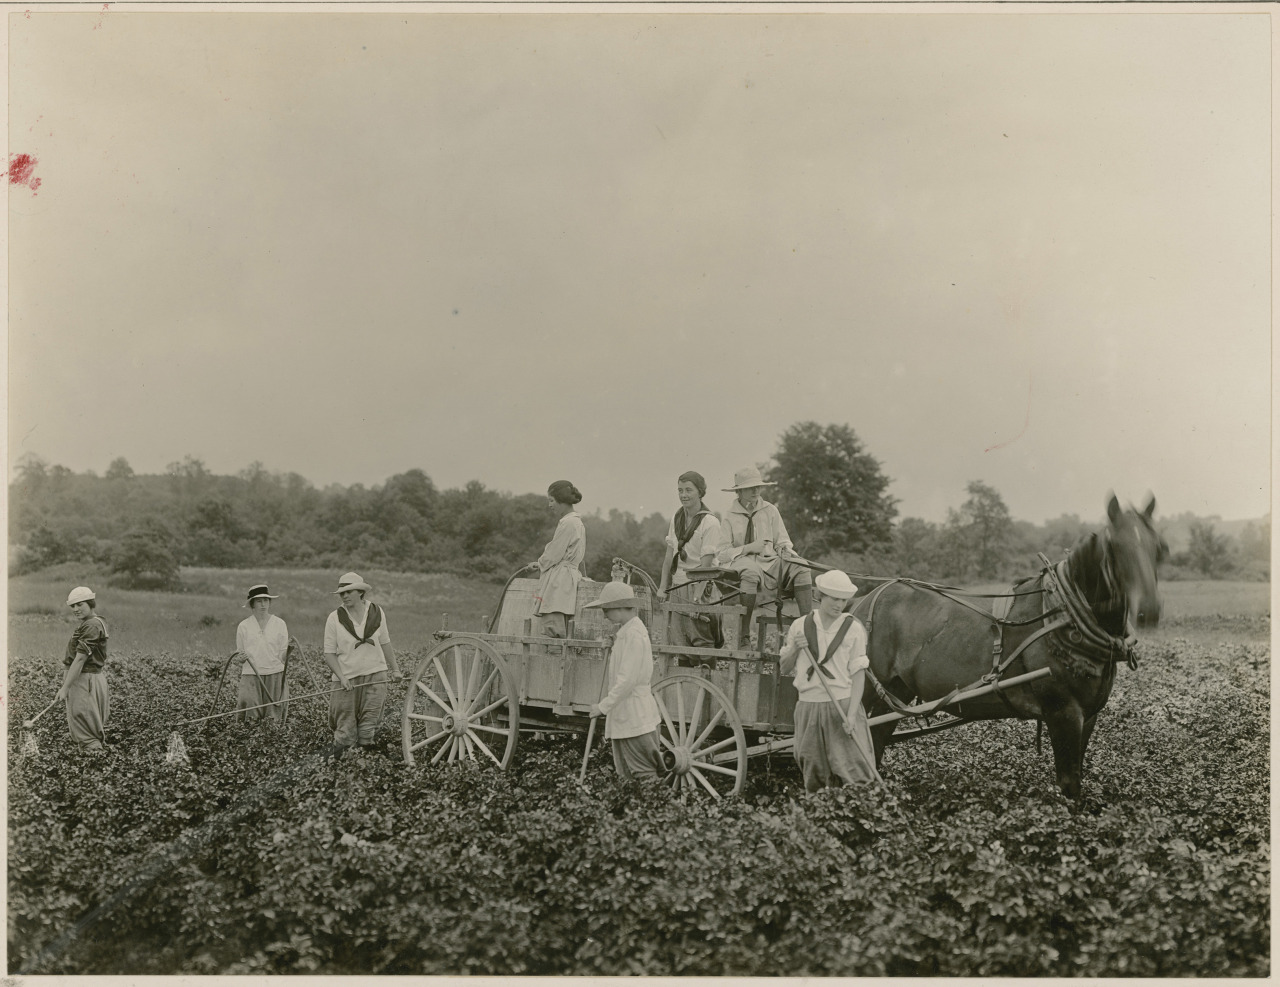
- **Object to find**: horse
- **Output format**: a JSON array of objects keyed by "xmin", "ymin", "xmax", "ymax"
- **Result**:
[{"xmin": 851, "ymin": 494, "xmax": 1166, "ymax": 800}]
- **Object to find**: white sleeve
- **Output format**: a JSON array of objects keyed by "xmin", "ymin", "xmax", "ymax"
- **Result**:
[{"xmin": 598, "ymin": 628, "xmax": 650, "ymax": 715}]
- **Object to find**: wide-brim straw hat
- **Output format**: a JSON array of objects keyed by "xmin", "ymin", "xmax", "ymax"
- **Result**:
[
  {"xmin": 66, "ymin": 585, "xmax": 96, "ymax": 606},
  {"xmin": 244, "ymin": 583, "xmax": 280, "ymax": 606},
  {"xmin": 815, "ymin": 570, "xmax": 858, "ymax": 599},
  {"xmin": 584, "ymin": 581, "xmax": 641, "ymax": 610},
  {"xmin": 722, "ymin": 466, "xmax": 777, "ymax": 492},
  {"xmin": 333, "ymin": 572, "xmax": 373, "ymax": 595}
]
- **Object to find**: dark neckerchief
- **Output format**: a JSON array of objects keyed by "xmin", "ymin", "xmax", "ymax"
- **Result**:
[
  {"xmin": 670, "ymin": 506, "xmax": 711, "ymax": 577},
  {"xmin": 739, "ymin": 498, "xmax": 763, "ymax": 545},
  {"xmin": 337, "ymin": 602, "xmax": 382, "ymax": 646},
  {"xmin": 802, "ymin": 612, "xmax": 854, "ymax": 680}
]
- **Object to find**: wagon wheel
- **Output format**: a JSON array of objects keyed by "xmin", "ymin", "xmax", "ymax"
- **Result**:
[
  {"xmin": 401, "ymin": 636, "xmax": 520, "ymax": 768},
  {"xmin": 652, "ymin": 674, "xmax": 747, "ymax": 799}
]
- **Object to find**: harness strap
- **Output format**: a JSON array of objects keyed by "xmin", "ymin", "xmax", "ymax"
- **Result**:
[
  {"xmin": 847, "ymin": 578, "xmax": 901, "ymax": 637},
  {"xmin": 801, "ymin": 613, "xmax": 855, "ymax": 680},
  {"xmin": 982, "ymin": 616, "xmax": 1070, "ymax": 685}
]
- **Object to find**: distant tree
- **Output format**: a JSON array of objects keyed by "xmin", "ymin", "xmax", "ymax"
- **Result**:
[
  {"xmin": 944, "ymin": 481, "xmax": 1014, "ymax": 580},
  {"xmin": 1185, "ymin": 520, "xmax": 1234, "ymax": 578},
  {"xmin": 15, "ymin": 452, "xmax": 48, "ymax": 485},
  {"xmin": 111, "ymin": 523, "xmax": 181, "ymax": 589},
  {"xmin": 15, "ymin": 524, "xmax": 69, "ymax": 573},
  {"xmin": 893, "ymin": 517, "xmax": 942, "ymax": 579},
  {"xmin": 1237, "ymin": 519, "xmax": 1270, "ymax": 564},
  {"xmin": 1038, "ymin": 513, "xmax": 1093, "ymax": 559},
  {"xmin": 768, "ymin": 422, "xmax": 897, "ymax": 557}
]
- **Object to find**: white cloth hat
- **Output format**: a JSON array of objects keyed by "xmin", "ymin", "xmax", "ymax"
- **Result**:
[
  {"xmin": 334, "ymin": 572, "xmax": 373, "ymax": 594},
  {"xmin": 722, "ymin": 466, "xmax": 777, "ymax": 492},
  {"xmin": 815, "ymin": 570, "xmax": 858, "ymax": 599},
  {"xmin": 584, "ymin": 581, "xmax": 641, "ymax": 610},
  {"xmin": 66, "ymin": 585, "xmax": 96, "ymax": 606}
]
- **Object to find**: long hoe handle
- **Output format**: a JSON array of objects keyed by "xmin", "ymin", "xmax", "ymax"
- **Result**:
[
  {"xmin": 174, "ymin": 685, "xmax": 347, "ymax": 726},
  {"xmin": 579, "ymin": 715, "xmax": 599, "ymax": 784},
  {"xmin": 23, "ymin": 697, "xmax": 60, "ymax": 729},
  {"xmin": 812, "ymin": 659, "xmax": 858, "ymax": 737}
]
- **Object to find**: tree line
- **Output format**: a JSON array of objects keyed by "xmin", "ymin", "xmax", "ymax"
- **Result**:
[{"xmin": 10, "ymin": 423, "xmax": 1267, "ymax": 590}]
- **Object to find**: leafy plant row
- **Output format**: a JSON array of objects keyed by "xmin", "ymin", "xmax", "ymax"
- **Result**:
[{"xmin": 8, "ymin": 635, "xmax": 1269, "ymax": 976}]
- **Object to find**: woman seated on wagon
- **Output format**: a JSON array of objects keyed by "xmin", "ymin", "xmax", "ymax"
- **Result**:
[
  {"xmin": 656, "ymin": 471, "xmax": 722, "ymax": 665},
  {"xmin": 715, "ymin": 466, "xmax": 814, "ymax": 644}
]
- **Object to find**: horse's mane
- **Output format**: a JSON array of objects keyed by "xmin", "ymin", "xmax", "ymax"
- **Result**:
[{"xmin": 1064, "ymin": 531, "xmax": 1127, "ymax": 636}]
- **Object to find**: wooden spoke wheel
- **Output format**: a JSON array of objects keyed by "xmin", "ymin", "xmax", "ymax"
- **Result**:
[
  {"xmin": 652, "ymin": 674, "xmax": 747, "ymax": 799},
  {"xmin": 402, "ymin": 636, "xmax": 519, "ymax": 768}
]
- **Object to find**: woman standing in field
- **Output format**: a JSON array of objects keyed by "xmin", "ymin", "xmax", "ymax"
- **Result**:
[
  {"xmin": 587, "ymin": 582, "xmax": 664, "ymax": 782},
  {"xmin": 323, "ymin": 572, "xmax": 404, "ymax": 756},
  {"xmin": 60, "ymin": 585, "xmax": 111, "ymax": 751},
  {"xmin": 234, "ymin": 583, "xmax": 291, "ymax": 723},
  {"xmin": 656, "ymin": 471, "xmax": 722, "ymax": 664},
  {"xmin": 779, "ymin": 569, "xmax": 882, "ymax": 791},
  {"xmin": 532, "ymin": 480, "xmax": 586, "ymax": 638}
]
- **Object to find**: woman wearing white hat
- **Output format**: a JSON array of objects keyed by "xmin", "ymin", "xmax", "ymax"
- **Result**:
[
  {"xmin": 322, "ymin": 572, "xmax": 404, "ymax": 756},
  {"xmin": 715, "ymin": 466, "xmax": 815, "ymax": 645},
  {"xmin": 234, "ymin": 584, "xmax": 290, "ymax": 724},
  {"xmin": 59, "ymin": 585, "xmax": 111, "ymax": 750},
  {"xmin": 587, "ymin": 582, "xmax": 664, "ymax": 782},
  {"xmin": 779, "ymin": 570, "xmax": 882, "ymax": 791}
]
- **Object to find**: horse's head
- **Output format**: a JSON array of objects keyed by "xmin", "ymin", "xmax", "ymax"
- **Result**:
[{"xmin": 1106, "ymin": 493, "xmax": 1167, "ymax": 630}]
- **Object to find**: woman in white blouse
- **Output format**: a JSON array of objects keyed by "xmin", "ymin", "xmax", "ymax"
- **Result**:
[
  {"xmin": 656, "ymin": 471, "xmax": 722, "ymax": 665},
  {"xmin": 533, "ymin": 480, "xmax": 586, "ymax": 638},
  {"xmin": 779, "ymin": 569, "xmax": 882, "ymax": 791},
  {"xmin": 235, "ymin": 583, "xmax": 290, "ymax": 723}
]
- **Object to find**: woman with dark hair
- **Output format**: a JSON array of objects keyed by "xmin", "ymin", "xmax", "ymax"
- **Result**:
[
  {"xmin": 532, "ymin": 480, "xmax": 586, "ymax": 638},
  {"xmin": 656, "ymin": 471, "xmax": 722, "ymax": 664},
  {"xmin": 234, "ymin": 583, "xmax": 290, "ymax": 724}
]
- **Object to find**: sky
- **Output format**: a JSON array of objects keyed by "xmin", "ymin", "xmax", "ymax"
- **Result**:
[{"xmin": 6, "ymin": 10, "xmax": 1272, "ymax": 526}]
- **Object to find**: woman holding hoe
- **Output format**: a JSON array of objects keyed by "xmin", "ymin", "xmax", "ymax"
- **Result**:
[
  {"xmin": 587, "ymin": 582, "xmax": 664, "ymax": 782},
  {"xmin": 234, "ymin": 583, "xmax": 291, "ymax": 724},
  {"xmin": 779, "ymin": 569, "xmax": 882, "ymax": 791},
  {"xmin": 60, "ymin": 585, "xmax": 111, "ymax": 751},
  {"xmin": 323, "ymin": 572, "xmax": 403, "ymax": 757}
]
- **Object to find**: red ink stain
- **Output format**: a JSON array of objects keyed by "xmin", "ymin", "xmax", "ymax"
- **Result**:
[
  {"xmin": 7, "ymin": 153, "xmax": 42, "ymax": 195},
  {"xmin": 985, "ymin": 377, "xmax": 1033, "ymax": 453}
]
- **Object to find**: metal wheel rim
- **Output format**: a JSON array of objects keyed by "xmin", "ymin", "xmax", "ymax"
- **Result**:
[
  {"xmin": 653, "ymin": 673, "xmax": 748, "ymax": 799},
  {"xmin": 401, "ymin": 636, "xmax": 520, "ymax": 768}
]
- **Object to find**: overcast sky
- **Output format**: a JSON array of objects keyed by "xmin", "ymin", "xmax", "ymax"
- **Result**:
[{"xmin": 7, "ymin": 11, "xmax": 1272, "ymax": 525}]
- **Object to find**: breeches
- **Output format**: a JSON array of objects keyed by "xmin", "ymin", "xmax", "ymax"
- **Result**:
[
  {"xmin": 66, "ymin": 672, "xmax": 110, "ymax": 749},
  {"xmin": 328, "ymin": 671, "xmax": 388, "ymax": 747},
  {"xmin": 611, "ymin": 729, "xmax": 665, "ymax": 781}
]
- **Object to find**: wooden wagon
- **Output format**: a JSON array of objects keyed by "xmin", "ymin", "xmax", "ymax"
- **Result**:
[{"xmin": 399, "ymin": 560, "xmax": 1049, "ymax": 797}]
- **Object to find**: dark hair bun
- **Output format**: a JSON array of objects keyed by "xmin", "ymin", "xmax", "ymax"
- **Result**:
[{"xmin": 548, "ymin": 480, "xmax": 582, "ymax": 505}]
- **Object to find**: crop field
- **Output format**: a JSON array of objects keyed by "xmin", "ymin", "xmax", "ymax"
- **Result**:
[{"xmin": 7, "ymin": 567, "xmax": 1270, "ymax": 975}]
